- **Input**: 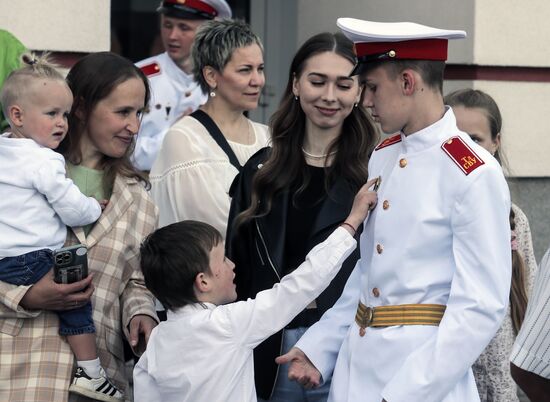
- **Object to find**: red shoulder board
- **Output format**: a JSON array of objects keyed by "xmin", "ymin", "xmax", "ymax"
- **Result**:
[
  {"xmin": 441, "ymin": 136, "xmax": 485, "ymax": 175},
  {"xmin": 140, "ymin": 62, "xmax": 161, "ymax": 77},
  {"xmin": 375, "ymin": 134, "xmax": 402, "ymax": 151}
]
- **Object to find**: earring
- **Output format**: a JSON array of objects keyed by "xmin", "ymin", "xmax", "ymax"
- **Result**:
[
  {"xmin": 294, "ymin": 95, "xmax": 299, "ymax": 101},
  {"xmin": 354, "ymin": 102, "xmax": 358, "ymax": 108},
  {"xmin": 210, "ymin": 90, "xmax": 216, "ymax": 98}
]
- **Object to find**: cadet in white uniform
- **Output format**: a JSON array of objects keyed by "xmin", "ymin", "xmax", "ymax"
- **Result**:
[
  {"xmin": 133, "ymin": 0, "xmax": 231, "ymax": 171},
  {"xmin": 277, "ymin": 19, "xmax": 512, "ymax": 402}
]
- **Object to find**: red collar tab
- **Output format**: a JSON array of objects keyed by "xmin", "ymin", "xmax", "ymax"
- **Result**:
[
  {"xmin": 375, "ymin": 134, "xmax": 402, "ymax": 151},
  {"xmin": 164, "ymin": 0, "xmax": 217, "ymax": 17},
  {"xmin": 354, "ymin": 39, "xmax": 448, "ymax": 61},
  {"xmin": 140, "ymin": 62, "xmax": 161, "ymax": 77},
  {"xmin": 441, "ymin": 136, "xmax": 485, "ymax": 175}
]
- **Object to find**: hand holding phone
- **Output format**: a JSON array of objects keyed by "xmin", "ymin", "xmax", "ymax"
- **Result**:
[{"xmin": 53, "ymin": 244, "xmax": 89, "ymax": 284}]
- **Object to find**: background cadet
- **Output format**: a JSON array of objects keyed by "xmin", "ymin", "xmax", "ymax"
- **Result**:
[{"xmin": 132, "ymin": 0, "xmax": 231, "ymax": 172}]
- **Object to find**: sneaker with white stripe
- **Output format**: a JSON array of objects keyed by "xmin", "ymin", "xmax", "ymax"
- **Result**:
[{"xmin": 69, "ymin": 366, "xmax": 124, "ymax": 402}]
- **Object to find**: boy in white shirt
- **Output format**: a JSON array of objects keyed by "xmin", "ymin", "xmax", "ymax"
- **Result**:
[
  {"xmin": 133, "ymin": 179, "xmax": 378, "ymax": 402},
  {"xmin": 0, "ymin": 54, "xmax": 123, "ymax": 401}
]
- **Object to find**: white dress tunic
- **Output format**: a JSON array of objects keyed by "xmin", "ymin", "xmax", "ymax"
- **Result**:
[
  {"xmin": 296, "ymin": 108, "xmax": 511, "ymax": 402},
  {"xmin": 133, "ymin": 52, "xmax": 207, "ymax": 171}
]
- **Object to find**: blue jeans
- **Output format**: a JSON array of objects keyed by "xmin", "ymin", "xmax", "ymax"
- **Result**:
[
  {"xmin": 0, "ymin": 249, "xmax": 95, "ymax": 336},
  {"xmin": 259, "ymin": 327, "xmax": 330, "ymax": 402}
]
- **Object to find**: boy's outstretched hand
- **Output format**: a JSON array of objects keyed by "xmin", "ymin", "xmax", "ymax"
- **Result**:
[
  {"xmin": 275, "ymin": 347, "xmax": 321, "ymax": 389},
  {"xmin": 343, "ymin": 177, "xmax": 379, "ymax": 233}
]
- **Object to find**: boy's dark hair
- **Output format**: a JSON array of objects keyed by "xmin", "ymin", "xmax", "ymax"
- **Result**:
[
  {"xmin": 140, "ymin": 220, "xmax": 222, "ymax": 311},
  {"xmin": 361, "ymin": 59, "xmax": 446, "ymax": 93}
]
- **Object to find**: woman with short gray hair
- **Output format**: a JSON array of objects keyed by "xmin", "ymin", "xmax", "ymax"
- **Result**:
[{"xmin": 150, "ymin": 19, "xmax": 269, "ymax": 235}]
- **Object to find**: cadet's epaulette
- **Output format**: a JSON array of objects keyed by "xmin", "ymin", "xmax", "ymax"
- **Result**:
[
  {"xmin": 441, "ymin": 136, "xmax": 485, "ymax": 175},
  {"xmin": 375, "ymin": 134, "xmax": 402, "ymax": 151},
  {"xmin": 140, "ymin": 62, "xmax": 161, "ymax": 77}
]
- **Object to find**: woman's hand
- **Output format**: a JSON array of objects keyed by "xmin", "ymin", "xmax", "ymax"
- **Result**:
[
  {"xmin": 128, "ymin": 314, "xmax": 158, "ymax": 356},
  {"xmin": 19, "ymin": 269, "xmax": 94, "ymax": 310},
  {"xmin": 344, "ymin": 177, "xmax": 379, "ymax": 233},
  {"xmin": 99, "ymin": 199, "xmax": 109, "ymax": 211}
]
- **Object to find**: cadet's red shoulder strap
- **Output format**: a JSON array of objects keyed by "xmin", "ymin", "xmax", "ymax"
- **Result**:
[
  {"xmin": 140, "ymin": 62, "xmax": 161, "ymax": 77},
  {"xmin": 375, "ymin": 134, "xmax": 402, "ymax": 151},
  {"xmin": 441, "ymin": 136, "xmax": 485, "ymax": 175}
]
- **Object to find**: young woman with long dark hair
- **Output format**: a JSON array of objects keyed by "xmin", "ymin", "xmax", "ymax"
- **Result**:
[{"xmin": 226, "ymin": 32, "xmax": 379, "ymax": 401}]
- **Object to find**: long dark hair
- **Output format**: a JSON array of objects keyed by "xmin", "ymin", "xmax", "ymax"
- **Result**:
[
  {"xmin": 236, "ymin": 32, "xmax": 379, "ymax": 226},
  {"xmin": 59, "ymin": 52, "xmax": 151, "ymax": 190},
  {"xmin": 445, "ymin": 88, "xmax": 527, "ymax": 334}
]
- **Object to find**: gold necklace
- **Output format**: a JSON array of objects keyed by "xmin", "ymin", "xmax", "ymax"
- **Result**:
[{"xmin": 301, "ymin": 147, "xmax": 337, "ymax": 159}]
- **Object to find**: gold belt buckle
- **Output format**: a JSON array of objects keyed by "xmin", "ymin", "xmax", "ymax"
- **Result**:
[{"xmin": 359, "ymin": 306, "xmax": 373, "ymax": 337}]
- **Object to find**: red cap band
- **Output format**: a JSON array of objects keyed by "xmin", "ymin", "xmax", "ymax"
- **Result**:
[
  {"xmin": 164, "ymin": 0, "xmax": 217, "ymax": 17},
  {"xmin": 355, "ymin": 38, "xmax": 448, "ymax": 61}
]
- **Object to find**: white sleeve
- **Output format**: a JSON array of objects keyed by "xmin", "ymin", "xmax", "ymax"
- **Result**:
[
  {"xmin": 217, "ymin": 227, "xmax": 356, "ymax": 349},
  {"xmin": 294, "ymin": 260, "xmax": 362, "ymax": 383},
  {"xmin": 382, "ymin": 168, "xmax": 511, "ymax": 402},
  {"xmin": 133, "ymin": 122, "xmax": 167, "ymax": 172},
  {"xmin": 511, "ymin": 247, "xmax": 550, "ymax": 376},
  {"xmin": 151, "ymin": 127, "xmax": 236, "ymax": 236},
  {"xmin": 32, "ymin": 157, "xmax": 101, "ymax": 227},
  {"xmin": 133, "ymin": 353, "xmax": 162, "ymax": 402}
]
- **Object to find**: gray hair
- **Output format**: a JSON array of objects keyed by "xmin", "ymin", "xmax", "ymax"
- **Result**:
[
  {"xmin": 191, "ymin": 19, "xmax": 263, "ymax": 93},
  {"xmin": 0, "ymin": 52, "xmax": 66, "ymax": 121}
]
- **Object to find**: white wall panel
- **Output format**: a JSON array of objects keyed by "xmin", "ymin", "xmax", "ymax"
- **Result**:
[{"xmin": 0, "ymin": 0, "xmax": 110, "ymax": 52}]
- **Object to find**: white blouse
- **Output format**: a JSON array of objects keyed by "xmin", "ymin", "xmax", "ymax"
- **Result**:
[{"xmin": 149, "ymin": 115, "xmax": 269, "ymax": 236}]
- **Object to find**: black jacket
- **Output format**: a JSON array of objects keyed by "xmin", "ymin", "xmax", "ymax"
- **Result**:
[{"xmin": 226, "ymin": 147, "xmax": 361, "ymax": 399}]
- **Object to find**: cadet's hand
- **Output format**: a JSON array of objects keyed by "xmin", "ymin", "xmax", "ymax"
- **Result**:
[
  {"xmin": 345, "ymin": 178, "xmax": 379, "ymax": 231},
  {"xmin": 275, "ymin": 347, "xmax": 321, "ymax": 389},
  {"xmin": 19, "ymin": 270, "xmax": 94, "ymax": 311},
  {"xmin": 128, "ymin": 314, "xmax": 158, "ymax": 356},
  {"xmin": 99, "ymin": 199, "xmax": 109, "ymax": 211}
]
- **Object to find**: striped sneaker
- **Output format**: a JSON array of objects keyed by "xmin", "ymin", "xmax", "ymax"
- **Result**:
[{"xmin": 69, "ymin": 366, "xmax": 123, "ymax": 402}]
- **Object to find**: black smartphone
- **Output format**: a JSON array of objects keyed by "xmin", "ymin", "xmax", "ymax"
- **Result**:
[{"xmin": 53, "ymin": 244, "xmax": 89, "ymax": 284}]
